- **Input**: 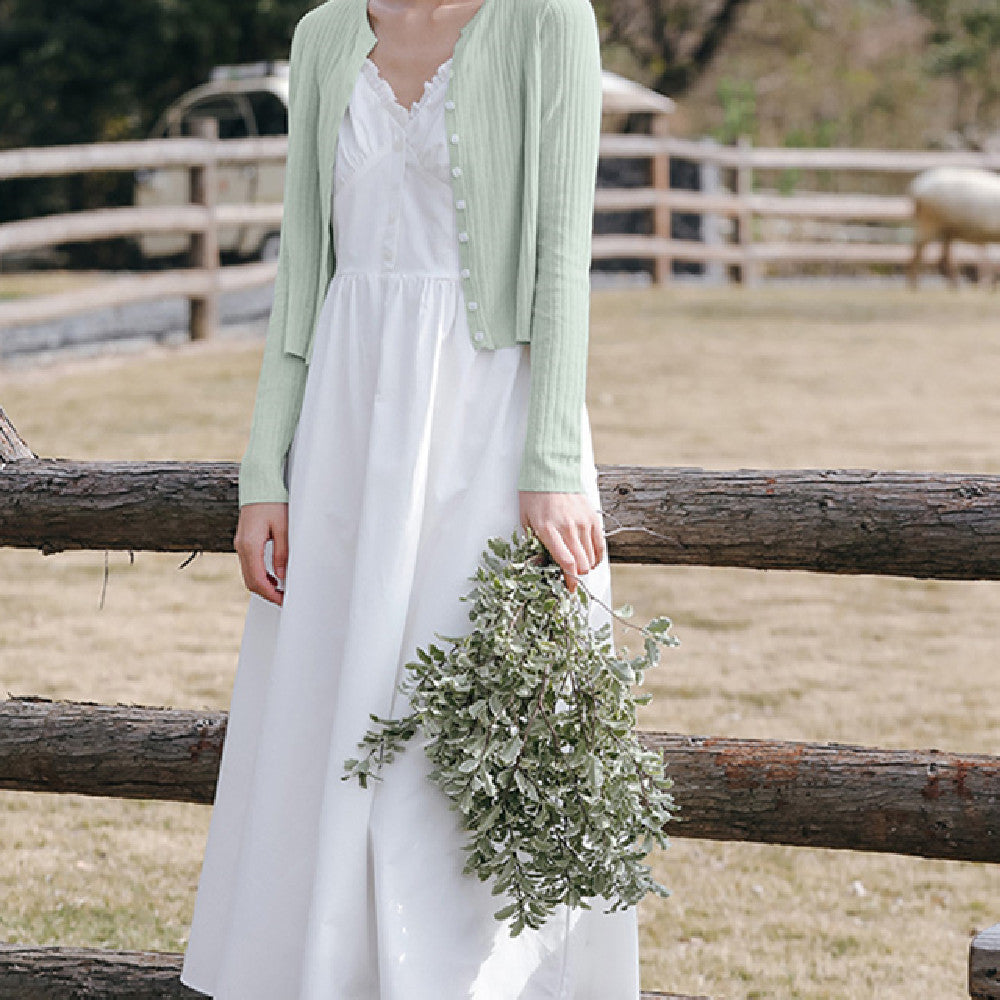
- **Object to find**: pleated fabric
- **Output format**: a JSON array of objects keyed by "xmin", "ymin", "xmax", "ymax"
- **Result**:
[{"xmin": 180, "ymin": 55, "xmax": 640, "ymax": 1000}]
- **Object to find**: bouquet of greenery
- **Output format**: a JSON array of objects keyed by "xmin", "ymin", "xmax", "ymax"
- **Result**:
[{"xmin": 343, "ymin": 524, "xmax": 679, "ymax": 937}]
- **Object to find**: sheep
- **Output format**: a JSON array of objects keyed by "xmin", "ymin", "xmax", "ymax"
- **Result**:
[{"xmin": 907, "ymin": 166, "xmax": 1000, "ymax": 289}]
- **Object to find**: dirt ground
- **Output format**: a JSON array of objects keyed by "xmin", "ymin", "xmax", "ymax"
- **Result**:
[{"xmin": 1, "ymin": 281, "xmax": 999, "ymax": 998}]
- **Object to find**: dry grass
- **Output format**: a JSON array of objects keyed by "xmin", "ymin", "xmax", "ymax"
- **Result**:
[{"xmin": 2, "ymin": 281, "xmax": 1000, "ymax": 997}]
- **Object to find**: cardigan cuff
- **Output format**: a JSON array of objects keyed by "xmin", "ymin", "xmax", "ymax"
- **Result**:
[{"xmin": 238, "ymin": 456, "xmax": 290, "ymax": 507}]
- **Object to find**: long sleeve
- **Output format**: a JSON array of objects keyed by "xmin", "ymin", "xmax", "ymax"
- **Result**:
[
  {"xmin": 237, "ymin": 16, "xmax": 316, "ymax": 507},
  {"xmin": 516, "ymin": 0, "xmax": 602, "ymax": 494}
]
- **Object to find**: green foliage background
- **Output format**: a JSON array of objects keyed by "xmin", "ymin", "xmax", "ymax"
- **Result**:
[
  {"xmin": 0, "ymin": 0, "xmax": 309, "ymax": 149},
  {"xmin": 0, "ymin": 0, "xmax": 310, "ymax": 238}
]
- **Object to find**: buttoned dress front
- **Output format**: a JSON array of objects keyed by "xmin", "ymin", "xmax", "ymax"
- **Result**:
[{"xmin": 180, "ymin": 54, "xmax": 640, "ymax": 1000}]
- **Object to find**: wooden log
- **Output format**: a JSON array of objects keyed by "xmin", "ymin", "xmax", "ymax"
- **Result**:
[
  {"xmin": 0, "ymin": 699, "xmax": 226, "ymax": 804},
  {"xmin": 0, "ymin": 945, "xmax": 704, "ymax": 999},
  {"xmin": 2, "ymin": 698, "xmax": 999, "ymax": 863},
  {"xmin": 649, "ymin": 733, "xmax": 1000, "ymax": 862},
  {"xmin": 971, "ymin": 923, "xmax": 1000, "ymax": 999},
  {"xmin": 4, "ymin": 462, "xmax": 1000, "ymax": 579},
  {"xmin": 599, "ymin": 466, "xmax": 1000, "ymax": 579},
  {"xmin": 0, "ymin": 459, "xmax": 238, "ymax": 554},
  {"xmin": 0, "ymin": 946, "xmax": 203, "ymax": 999}
]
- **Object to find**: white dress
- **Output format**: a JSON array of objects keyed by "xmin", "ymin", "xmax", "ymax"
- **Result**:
[{"xmin": 180, "ymin": 55, "xmax": 640, "ymax": 1000}]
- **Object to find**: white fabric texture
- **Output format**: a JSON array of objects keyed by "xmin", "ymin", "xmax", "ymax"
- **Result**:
[{"xmin": 180, "ymin": 55, "xmax": 640, "ymax": 1000}]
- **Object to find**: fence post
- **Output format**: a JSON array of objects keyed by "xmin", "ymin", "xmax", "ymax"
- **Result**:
[
  {"xmin": 188, "ymin": 116, "xmax": 219, "ymax": 342},
  {"xmin": 699, "ymin": 137, "xmax": 725, "ymax": 285},
  {"xmin": 735, "ymin": 133, "xmax": 757, "ymax": 286},
  {"xmin": 651, "ymin": 113, "xmax": 672, "ymax": 284}
]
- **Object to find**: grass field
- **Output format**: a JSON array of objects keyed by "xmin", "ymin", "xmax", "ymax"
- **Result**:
[{"xmin": 2, "ymin": 281, "xmax": 999, "ymax": 998}]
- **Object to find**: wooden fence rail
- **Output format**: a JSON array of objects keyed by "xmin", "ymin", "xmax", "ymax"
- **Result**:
[
  {"xmin": 594, "ymin": 135, "xmax": 1000, "ymax": 283},
  {"xmin": 3, "ymin": 128, "xmax": 997, "ymax": 184},
  {"xmin": 0, "ymin": 945, "xmax": 701, "ymax": 1000},
  {"xmin": 2, "ymin": 697, "xmax": 998, "ymax": 863},
  {"xmin": 2, "ymin": 412, "xmax": 999, "ymax": 995},
  {"xmin": 5, "ymin": 132, "xmax": 1000, "ymax": 350},
  {"xmin": 3, "ymin": 459, "xmax": 1000, "ymax": 579},
  {"xmin": 597, "ymin": 135, "xmax": 1000, "ymax": 172}
]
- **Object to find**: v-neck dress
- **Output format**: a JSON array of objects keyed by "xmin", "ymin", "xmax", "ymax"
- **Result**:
[{"xmin": 180, "ymin": 55, "xmax": 640, "ymax": 1000}]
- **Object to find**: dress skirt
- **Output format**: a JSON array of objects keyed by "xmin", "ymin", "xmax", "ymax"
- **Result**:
[{"xmin": 180, "ymin": 54, "xmax": 640, "ymax": 1000}]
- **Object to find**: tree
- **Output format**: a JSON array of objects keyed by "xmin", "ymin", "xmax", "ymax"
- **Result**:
[
  {"xmin": 592, "ymin": 0, "xmax": 752, "ymax": 98},
  {"xmin": 0, "ymin": 0, "xmax": 309, "ymax": 151},
  {"xmin": 0, "ymin": 0, "xmax": 310, "ymax": 239},
  {"xmin": 911, "ymin": 0, "xmax": 1000, "ymax": 143}
]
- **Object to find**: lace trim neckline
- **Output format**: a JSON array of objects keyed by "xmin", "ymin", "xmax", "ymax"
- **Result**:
[{"xmin": 362, "ymin": 56, "xmax": 453, "ymax": 120}]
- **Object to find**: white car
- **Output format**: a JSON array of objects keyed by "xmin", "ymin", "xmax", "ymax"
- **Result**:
[{"xmin": 134, "ymin": 61, "xmax": 289, "ymax": 263}]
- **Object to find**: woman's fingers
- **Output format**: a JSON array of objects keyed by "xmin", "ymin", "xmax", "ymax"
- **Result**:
[
  {"xmin": 545, "ymin": 520, "xmax": 590, "ymax": 593},
  {"xmin": 247, "ymin": 535, "xmax": 282, "ymax": 605},
  {"xmin": 271, "ymin": 525, "xmax": 289, "ymax": 590},
  {"xmin": 577, "ymin": 516, "xmax": 597, "ymax": 570},
  {"xmin": 518, "ymin": 491, "xmax": 605, "ymax": 593},
  {"xmin": 591, "ymin": 513, "xmax": 606, "ymax": 566},
  {"xmin": 234, "ymin": 502, "xmax": 289, "ymax": 606},
  {"xmin": 564, "ymin": 527, "xmax": 592, "ymax": 592}
]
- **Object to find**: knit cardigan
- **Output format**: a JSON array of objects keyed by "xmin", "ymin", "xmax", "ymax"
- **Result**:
[{"xmin": 238, "ymin": 0, "xmax": 603, "ymax": 506}]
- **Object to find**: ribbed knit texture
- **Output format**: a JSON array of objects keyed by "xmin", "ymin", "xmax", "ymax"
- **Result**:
[
  {"xmin": 237, "ymin": 16, "xmax": 313, "ymax": 506},
  {"xmin": 238, "ymin": 0, "xmax": 603, "ymax": 506}
]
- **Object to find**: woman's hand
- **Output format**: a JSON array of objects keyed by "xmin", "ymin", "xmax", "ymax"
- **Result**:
[
  {"xmin": 518, "ymin": 491, "xmax": 606, "ymax": 594},
  {"xmin": 234, "ymin": 502, "xmax": 289, "ymax": 606}
]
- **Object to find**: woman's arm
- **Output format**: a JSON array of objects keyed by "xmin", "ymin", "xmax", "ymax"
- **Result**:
[
  {"xmin": 516, "ymin": 0, "xmax": 603, "ymax": 496},
  {"xmin": 517, "ymin": 0, "xmax": 606, "ymax": 592},
  {"xmin": 235, "ymin": 15, "xmax": 318, "ymax": 605},
  {"xmin": 237, "ymin": 15, "xmax": 317, "ymax": 508}
]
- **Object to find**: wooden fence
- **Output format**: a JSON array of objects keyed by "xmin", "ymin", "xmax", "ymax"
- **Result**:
[
  {"xmin": 0, "ymin": 118, "xmax": 273, "ymax": 343},
  {"xmin": 594, "ymin": 136, "xmax": 1000, "ymax": 284},
  {"xmin": 4, "ymin": 128, "xmax": 1000, "ymax": 350},
  {"xmin": 1, "ymin": 406, "xmax": 999, "ymax": 998}
]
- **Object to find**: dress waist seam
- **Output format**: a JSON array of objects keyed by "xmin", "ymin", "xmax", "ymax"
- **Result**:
[{"xmin": 331, "ymin": 269, "xmax": 464, "ymax": 282}]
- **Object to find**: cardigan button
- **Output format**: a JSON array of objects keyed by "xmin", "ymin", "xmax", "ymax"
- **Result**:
[
  {"xmin": 473, "ymin": 330, "xmax": 485, "ymax": 342},
  {"xmin": 456, "ymin": 198, "xmax": 466, "ymax": 210},
  {"xmin": 458, "ymin": 232, "xmax": 469, "ymax": 243},
  {"xmin": 451, "ymin": 166, "xmax": 462, "ymax": 178},
  {"xmin": 467, "ymin": 301, "xmax": 478, "ymax": 311},
  {"xmin": 460, "ymin": 267, "xmax": 471, "ymax": 279},
  {"xmin": 450, "ymin": 133, "xmax": 459, "ymax": 144},
  {"xmin": 445, "ymin": 99, "xmax": 456, "ymax": 111}
]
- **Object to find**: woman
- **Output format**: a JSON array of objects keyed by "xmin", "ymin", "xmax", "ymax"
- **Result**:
[{"xmin": 180, "ymin": 0, "xmax": 640, "ymax": 996}]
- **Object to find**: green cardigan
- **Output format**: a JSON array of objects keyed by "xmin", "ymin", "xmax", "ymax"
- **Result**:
[{"xmin": 238, "ymin": 0, "xmax": 603, "ymax": 506}]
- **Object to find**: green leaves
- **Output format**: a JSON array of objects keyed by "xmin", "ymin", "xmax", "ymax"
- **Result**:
[{"xmin": 342, "ymin": 524, "xmax": 680, "ymax": 937}]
